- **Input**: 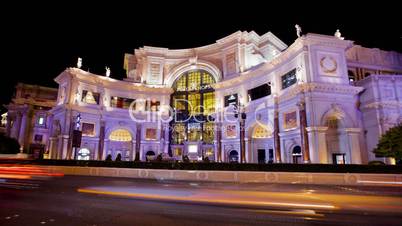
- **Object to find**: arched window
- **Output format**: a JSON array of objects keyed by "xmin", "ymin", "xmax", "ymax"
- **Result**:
[
  {"xmin": 77, "ymin": 148, "xmax": 91, "ymax": 160},
  {"xmin": 170, "ymin": 70, "xmax": 216, "ymax": 144},
  {"xmin": 292, "ymin": 146, "xmax": 302, "ymax": 164},
  {"xmin": 145, "ymin": 151, "xmax": 156, "ymax": 161},
  {"xmin": 252, "ymin": 125, "xmax": 272, "ymax": 138},
  {"xmin": 109, "ymin": 129, "xmax": 132, "ymax": 142},
  {"xmin": 229, "ymin": 150, "xmax": 239, "ymax": 163}
]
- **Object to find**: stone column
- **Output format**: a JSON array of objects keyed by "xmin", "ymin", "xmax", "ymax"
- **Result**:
[
  {"xmin": 298, "ymin": 101, "xmax": 310, "ymax": 163},
  {"xmin": 163, "ymin": 123, "xmax": 170, "ymax": 154},
  {"xmin": 48, "ymin": 137, "xmax": 58, "ymax": 159},
  {"xmin": 273, "ymin": 111, "xmax": 281, "ymax": 163},
  {"xmin": 131, "ymin": 140, "xmax": 136, "ymax": 161},
  {"xmin": 221, "ymin": 145, "xmax": 226, "ymax": 163},
  {"xmin": 63, "ymin": 110, "xmax": 75, "ymax": 160},
  {"xmin": 11, "ymin": 113, "xmax": 22, "ymax": 140},
  {"xmin": 18, "ymin": 111, "xmax": 27, "ymax": 147},
  {"xmin": 216, "ymin": 122, "xmax": 222, "ymax": 162},
  {"xmin": 345, "ymin": 128, "xmax": 362, "ymax": 164},
  {"xmin": 239, "ymin": 116, "xmax": 246, "ymax": 163},
  {"xmin": 214, "ymin": 141, "xmax": 218, "ymax": 162},
  {"xmin": 46, "ymin": 113, "xmax": 53, "ymax": 130},
  {"xmin": 245, "ymin": 138, "xmax": 251, "ymax": 163},
  {"xmin": 61, "ymin": 135, "xmax": 69, "ymax": 159},
  {"xmin": 66, "ymin": 114, "xmax": 75, "ymax": 160},
  {"xmin": 139, "ymin": 144, "xmax": 145, "ymax": 161},
  {"xmin": 135, "ymin": 123, "xmax": 142, "ymax": 161},
  {"xmin": 104, "ymin": 139, "xmax": 110, "ymax": 160},
  {"xmin": 306, "ymin": 127, "xmax": 328, "ymax": 163},
  {"xmin": 98, "ymin": 121, "xmax": 105, "ymax": 160}
]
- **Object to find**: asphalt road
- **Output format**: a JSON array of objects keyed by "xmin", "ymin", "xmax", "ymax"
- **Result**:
[{"xmin": 1, "ymin": 175, "xmax": 402, "ymax": 226}]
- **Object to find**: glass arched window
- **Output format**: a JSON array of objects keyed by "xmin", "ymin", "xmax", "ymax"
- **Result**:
[
  {"xmin": 109, "ymin": 129, "xmax": 132, "ymax": 142},
  {"xmin": 292, "ymin": 146, "xmax": 302, "ymax": 164},
  {"xmin": 170, "ymin": 70, "xmax": 216, "ymax": 144},
  {"xmin": 252, "ymin": 125, "xmax": 272, "ymax": 138}
]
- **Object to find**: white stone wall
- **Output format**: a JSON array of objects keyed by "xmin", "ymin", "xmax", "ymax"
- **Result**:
[
  {"xmin": 356, "ymin": 75, "xmax": 402, "ymax": 163},
  {"xmin": 32, "ymin": 32, "xmax": 401, "ymax": 165}
]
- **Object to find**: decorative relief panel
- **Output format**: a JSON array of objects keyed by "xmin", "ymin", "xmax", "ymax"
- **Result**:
[
  {"xmin": 225, "ymin": 124, "xmax": 237, "ymax": 138},
  {"xmin": 283, "ymin": 111, "xmax": 297, "ymax": 130},
  {"xmin": 148, "ymin": 63, "xmax": 161, "ymax": 84},
  {"xmin": 317, "ymin": 52, "xmax": 339, "ymax": 76},
  {"xmin": 226, "ymin": 53, "xmax": 236, "ymax": 74},
  {"xmin": 82, "ymin": 123, "xmax": 96, "ymax": 137},
  {"xmin": 145, "ymin": 128, "xmax": 157, "ymax": 140}
]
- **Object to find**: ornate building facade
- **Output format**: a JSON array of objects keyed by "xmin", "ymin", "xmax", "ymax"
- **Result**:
[{"xmin": 5, "ymin": 31, "xmax": 402, "ymax": 164}]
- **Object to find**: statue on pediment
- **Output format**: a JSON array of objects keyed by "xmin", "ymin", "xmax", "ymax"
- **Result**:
[
  {"xmin": 295, "ymin": 24, "xmax": 302, "ymax": 38},
  {"xmin": 77, "ymin": 57, "xmax": 82, "ymax": 69},
  {"xmin": 105, "ymin": 67, "xmax": 111, "ymax": 77},
  {"xmin": 334, "ymin": 29, "xmax": 344, "ymax": 40}
]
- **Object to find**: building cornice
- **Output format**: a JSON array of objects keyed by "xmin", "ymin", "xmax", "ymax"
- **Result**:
[
  {"xmin": 347, "ymin": 61, "xmax": 402, "ymax": 72},
  {"xmin": 362, "ymin": 101, "xmax": 402, "ymax": 109},
  {"xmin": 10, "ymin": 98, "xmax": 56, "ymax": 108},
  {"xmin": 355, "ymin": 74, "xmax": 402, "ymax": 87},
  {"xmin": 278, "ymin": 83, "xmax": 363, "ymax": 102},
  {"xmin": 134, "ymin": 30, "xmax": 287, "ymax": 60},
  {"xmin": 306, "ymin": 126, "xmax": 329, "ymax": 132},
  {"xmin": 59, "ymin": 68, "xmax": 173, "ymax": 94}
]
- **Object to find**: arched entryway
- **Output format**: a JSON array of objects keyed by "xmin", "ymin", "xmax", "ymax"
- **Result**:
[
  {"xmin": 145, "ymin": 151, "xmax": 156, "ymax": 161},
  {"xmin": 319, "ymin": 104, "xmax": 358, "ymax": 164},
  {"xmin": 325, "ymin": 116, "xmax": 347, "ymax": 164},
  {"xmin": 228, "ymin": 150, "xmax": 239, "ymax": 163},
  {"xmin": 250, "ymin": 124, "xmax": 273, "ymax": 164},
  {"xmin": 292, "ymin": 146, "xmax": 302, "ymax": 163},
  {"xmin": 170, "ymin": 69, "xmax": 216, "ymax": 160},
  {"xmin": 107, "ymin": 129, "xmax": 133, "ymax": 161}
]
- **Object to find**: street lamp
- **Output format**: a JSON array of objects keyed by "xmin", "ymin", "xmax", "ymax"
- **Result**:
[
  {"xmin": 234, "ymin": 103, "xmax": 246, "ymax": 163},
  {"xmin": 72, "ymin": 113, "xmax": 82, "ymax": 160}
]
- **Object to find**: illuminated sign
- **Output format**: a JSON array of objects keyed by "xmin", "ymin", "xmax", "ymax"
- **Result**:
[{"xmin": 176, "ymin": 84, "xmax": 212, "ymax": 92}]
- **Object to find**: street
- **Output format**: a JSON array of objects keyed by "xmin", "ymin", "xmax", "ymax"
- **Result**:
[{"xmin": 1, "ymin": 175, "xmax": 402, "ymax": 226}]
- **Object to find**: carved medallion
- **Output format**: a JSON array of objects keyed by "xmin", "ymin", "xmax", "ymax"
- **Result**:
[{"xmin": 320, "ymin": 56, "xmax": 338, "ymax": 74}]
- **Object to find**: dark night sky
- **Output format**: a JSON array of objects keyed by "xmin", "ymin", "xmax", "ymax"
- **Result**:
[{"xmin": 1, "ymin": 2, "xmax": 401, "ymax": 112}]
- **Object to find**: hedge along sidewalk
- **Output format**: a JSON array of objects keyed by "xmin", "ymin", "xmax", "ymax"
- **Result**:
[{"xmin": 4, "ymin": 159, "xmax": 402, "ymax": 174}]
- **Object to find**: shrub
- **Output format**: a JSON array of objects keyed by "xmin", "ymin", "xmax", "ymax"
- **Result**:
[
  {"xmin": 105, "ymin": 154, "xmax": 112, "ymax": 161},
  {"xmin": 155, "ymin": 153, "xmax": 163, "ymax": 162},
  {"xmin": 373, "ymin": 123, "xmax": 402, "ymax": 163},
  {"xmin": 115, "ymin": 153, "xmax": 122, "ymax": 162},
  {"xmin": 368, "ymin": 160, "xmax": 385, "ymax": 165},
  {"xmin": 182, "ymin": 155, "xmax": 190, "ymax": 163},
  {"xmin": 0, "ymin": 134, "xmax": 20, "ymax": 154}
]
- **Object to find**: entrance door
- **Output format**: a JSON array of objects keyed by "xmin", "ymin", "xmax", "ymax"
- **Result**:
[
  {"xmin": 229, "ymin": 150, "xmax": 239, "ymax": 163},
  {"xmin": 257, "ymin": 149, "xmax": 266, "ymax": 164},
  {"xmin": 268, "ymin": 149, "xmax": 274, "ymax": 163},
  {"xmin": 292, "ymin": 146, "xmax": 302, "ymax": 164},
  {"xmin": 332, "ymin": 153, "xmax": 346, "ymax": 164},
  {"xmin": 30, "ymin": 144, "xmax": 45, "ymax": 160}
]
